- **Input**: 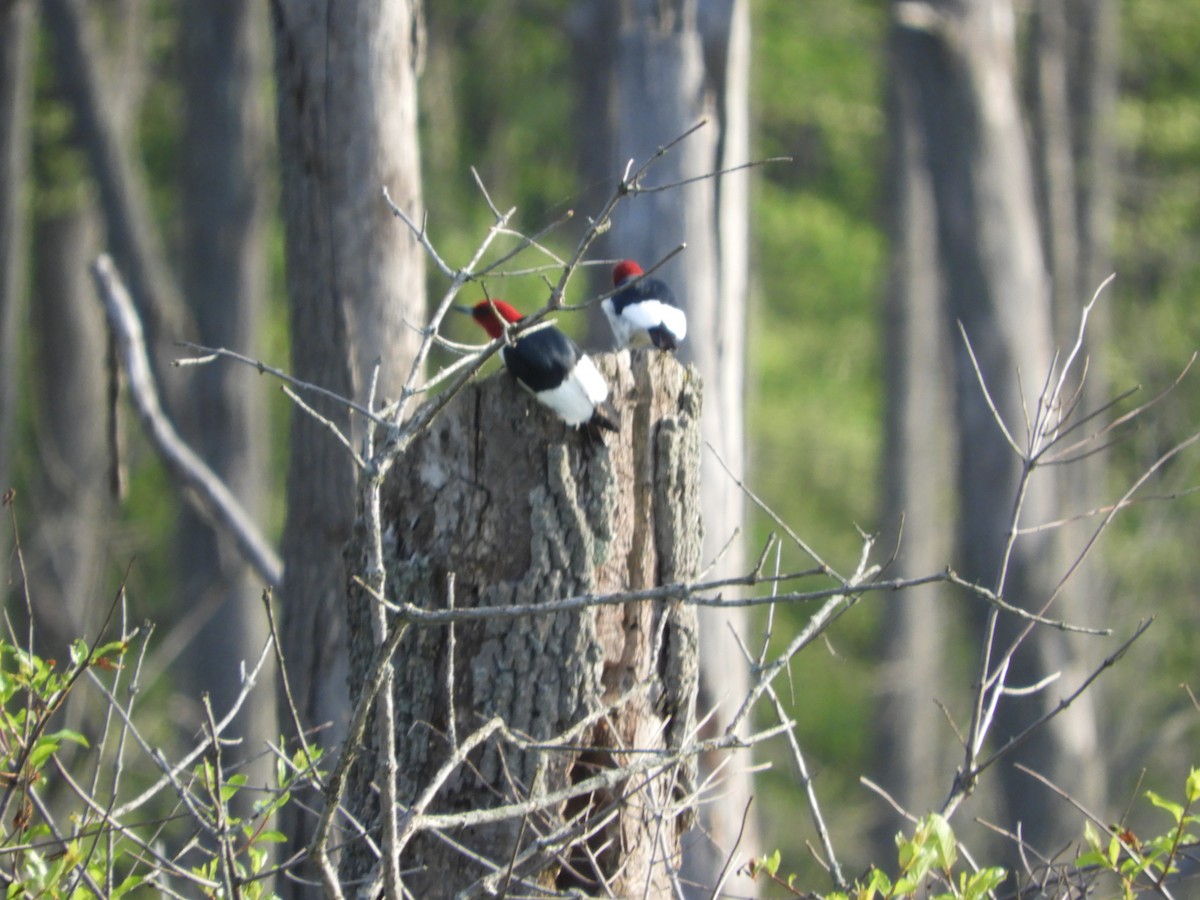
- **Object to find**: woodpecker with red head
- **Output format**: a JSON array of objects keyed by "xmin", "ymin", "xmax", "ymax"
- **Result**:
[
  {"xmin": 459, "ymin": 299, "xmax": 619, "ymax": 434},
  {"xmin": 603, "ymin": 259, "xmax": 688, "ymax": 351}
]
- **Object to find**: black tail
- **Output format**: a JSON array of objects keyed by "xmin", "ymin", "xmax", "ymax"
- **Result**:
[
  {"xmin": 589, "ymin": 401, "xmax": 620, "ymax": 433},
  {"xmin": 649, "ymin": 325, "xmax": 679, "ymax": 352}
]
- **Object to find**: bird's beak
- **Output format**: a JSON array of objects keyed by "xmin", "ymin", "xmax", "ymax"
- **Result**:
[{"xmin": 452, "ymin": 304, "xmax": 473, "ymax": 315}]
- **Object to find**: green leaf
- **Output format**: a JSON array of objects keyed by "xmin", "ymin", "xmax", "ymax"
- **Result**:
[
  {"xmin": 926, "ymin": 813, "xmax": 957, "ymax": 869},
  {"xmin": 254, "ymin": 788, "xmax": 291, "ymax": 819},
  {"xmin": 866, "ymin": 867, "xmax": 891, "ymax": 893},
  {"xmin": 762, "ymin": 848, "xmax": 781, "ymax": 877},
  {"xmin": 247, "ymin": 844, "xmax": 266, "ymax": 873},
  {"xmin": 1076, "ymin": 849, "xmax": 1109, "ymax": 870},
  {"xmin": 111, "ymin": 873, "xmax": 146, "ymax": 897},
  {"xmin": 43, "ymin": 728, "xmax": 88, "ymax": 749},
  {"xmin": 28, "ymin": 736, "xmax": 61, "ymax": 770},
  {"xmin": 1143, "ymin": 833, "xmax": 1173, "ymax": 857},
  {"xmin": 1106, "ymin": 834, "xmax": 1122, "ymax": 866},
  {"xmin": 255, "ymin": 829, "xmax": 287, "ymax": 844},
  {"xmin": 68, "ymin": 639, "xmax": 89, "ymax": 668},
  {"xmin": 1186, "ymin": 767, "xmax": 1200, "ymax": 804},
  {"xmin": 221, "ymin": 772, "xmax": 248, "ymax": 802},
  {"xmin": 92, "ymin": 639, "xmax": 129, "ymax": 660},
  {"xmin": 962, "ymin": 866, "xmax": 1007, "ymax": 899},
  {"xmin": 1146, "ymin": 790, "xmax": 1184, "ymax": 824}
]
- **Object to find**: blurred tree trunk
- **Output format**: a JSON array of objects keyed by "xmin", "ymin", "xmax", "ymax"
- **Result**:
[
  {"xmin": 342, "ymin": 352, "xmax": 701, "ymax": 895},
  {"xmin": 879, "ymin": 0, "xmax": 1105, "ymax": 861},
  {"xmin": 177, "ymin": 0, "xmax": 274, "ymax": 822},
  {"xmin": 1030, "ymin": 0, "xmax": 1117, "ymax": 344},
  {"xmin": 874, "ymin": 20, "xmax": 957, "ymax": 834},
  {"xmin": 27, "ymin": 209, "xmax": 110, "ymax": 648},
  {"xmin": 570, "ymin": 1, "xmax": 757, "ymax": 890},
  {"xmin": 0, "ymin": 0, "xmax": 35, "ymax": 597},
  {"xmin": 23, "ymin": 0, "xmax": 142, "ymax": 647},
  {"xmin": 41, "ymin": 0, "xmax": 193, "ymax": 390},
  {"xmin": 1026, "ymin": 0, "xmax": 1117, "ymax": 824},
  {"xmin": 270, "ymin": 0, "xmax": 426, "ymax": 889}
]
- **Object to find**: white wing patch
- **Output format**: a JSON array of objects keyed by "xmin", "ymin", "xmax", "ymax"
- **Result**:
[
  {"xmin": 602, "ymin": 298, "xmax": 686, "ymax": 348},
  {"xmin": 535, "ymin": 355, "xmax": 609, "ymax": 427}
]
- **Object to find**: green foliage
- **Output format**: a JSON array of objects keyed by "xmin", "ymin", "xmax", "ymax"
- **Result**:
[
  {"xmin": 0, "ymin": 616, "xmax": 317, "ymax": 896},
  {"xmin": 748, "ymin": 814, "xmax": 1006, "ymax": 899},
  {"xmin": 0, "ymin": 634, "xmax": 127, "ymax": 893},
  {"xmin": 1076, "ymin": 767, "xmax": 1200, "ymax": 897}
]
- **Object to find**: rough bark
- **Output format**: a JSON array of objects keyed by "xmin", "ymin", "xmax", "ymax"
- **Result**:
[
  {"xmin": 343, "ymin": 351, "xmax": 701, "ymax": 896},
  {"xmin": 570, "ymin": 1, "xmax": 756, "ymax": 888},
  {"xmin": 0, "ymin": 0, "xmax": 35, "ymax": 594},
  {"xmin": 177, "ymin": 0, "xmax": 274, "ymax": 823},
  {"xmin": 269, "ymin": 0, "xmax": 426, "ymax": 887},
  {"xmin": 884, "ymin": 0, "xmax": 1103, "ymax": 859}
]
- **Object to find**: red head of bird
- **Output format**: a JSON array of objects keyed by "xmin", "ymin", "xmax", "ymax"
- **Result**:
[
  {"xmin": 612, "ymin": 260, "xmax": 644, "ymax": 286},
  {"xmin": 468, "ymin": 299, "xmax": 523, "ymax": 339}
]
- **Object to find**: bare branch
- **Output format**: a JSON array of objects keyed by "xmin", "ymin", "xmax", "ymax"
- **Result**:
[
  {"xmin": 943, "ymin": 619, "xmax": 1154, "ymax": 820},
  {"xmin": 280, "ymin": 385, "xmax": 364, "ymax": 469},
  {"xmin": 91, "ymin": 256, "xmax": 283, "ymax": 588},
  {"xmin": 176, "ymin": 340, "xmax": 388, "ymax": 428},
  {"xmin": 958, "ymin": 321, "xmax": 1024, "ymax": 457},
  {"xmin": 630, "ymin": 155, "xmax": 793, "ymax": 195}
]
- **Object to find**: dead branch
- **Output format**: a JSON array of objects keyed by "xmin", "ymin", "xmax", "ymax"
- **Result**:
[{"xmin": 90, "ymin": 256, "xmax": 282, "ymax": 588}]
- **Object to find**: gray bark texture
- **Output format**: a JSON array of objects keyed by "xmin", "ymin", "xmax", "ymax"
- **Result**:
[
  {"xmin": 881, "ymin": 0, "xmax": 1104, "ymax": 860},
  {"xmin": 0, "ymin": 0, "xmax": 34, "ymax": 594},
  {"xmin": 269, "ymin": 1, "xmax": 426, "ymax": 883},
  {"xmin": 342, "ymin": 351, "xmax": 702, "ymax": 896},
  {"xmin": 177, "ymin": 0, "xmax": 274, "ymax": 825},
  {"xmin": 569, "ymin": 1, "xmax": 757, "ymax": 887}
]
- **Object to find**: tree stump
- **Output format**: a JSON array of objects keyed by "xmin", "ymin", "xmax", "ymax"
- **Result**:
[{"xmin": 343, "ymin": 350, "xmax": 703, "ymax": 895}]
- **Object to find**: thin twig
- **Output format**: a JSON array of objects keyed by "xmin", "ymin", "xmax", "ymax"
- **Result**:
[{"xmin": 262, "ymin": 590, "xmax": 321, "ymax": 787}]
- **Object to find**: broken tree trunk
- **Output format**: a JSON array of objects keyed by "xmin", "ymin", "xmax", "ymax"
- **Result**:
[{"xmin": 343, "ymin": 350, "xmax": 703, "ymax": 895}]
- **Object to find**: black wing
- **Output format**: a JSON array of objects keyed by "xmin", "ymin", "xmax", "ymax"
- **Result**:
[
  {"xmin": 611, "ymin": 276, "xmax": 677, "ymax": 315},
  {"xmin": 501, "ymin": 326, "xmax": 581, "ymax": 393}
]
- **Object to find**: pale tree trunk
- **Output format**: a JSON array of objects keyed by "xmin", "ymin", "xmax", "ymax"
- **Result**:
[
  {"xmin": 1068, "ymin": 0, "xmax": 1118, "ymax": 312},
  {"xmin": 269, "ymin": 0, "xmax": 426, "ymax": 887},
  {"xmin": 1030, "ymin": 0, "xmax": 1118, "ymax": 342},
  {"xmin": 177, "ymin": 0, "xmax": 274, "ymax": 822},
  {"xmin": 883, "ymin": 0, "xmax": 1104, "ymax": 859},
  {"xmin": 27, "ymin": 210, "xmax": 110, "ymax": 650},
  {"xmin": 873, "ymin": 24, "xmax": 958, "ymax": 838},
  {"xmin": 0, "ymin": 0, "xmax": 35, "ymax": 597},
  {"xmin": 570, "ymin": 1, "xmax": 756, "ymax": 889},
  {"xmin": 1026, "ymin": 0, "xmax": 1118, "ymax": 823},
  {"xmin": 342, "ymin": 352, "xmax": 701, "ymax": 895},
  {"xmin": 23, "ymin": 0, "xmax": 140, "ymax": 649}
]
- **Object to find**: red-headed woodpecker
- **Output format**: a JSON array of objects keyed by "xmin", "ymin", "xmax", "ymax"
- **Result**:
[
  {"xmin": 461, "ymin": 299, "xmax": 619, "ymax": 433},
  {"xmin": 603, "ymin": 259, "xmax": 688, "ymax": 351}
]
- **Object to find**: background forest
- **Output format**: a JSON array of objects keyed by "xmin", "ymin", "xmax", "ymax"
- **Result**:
[{"xmin": 1, "ymin": 0, "xmax": 1199, "ymax": 896}]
